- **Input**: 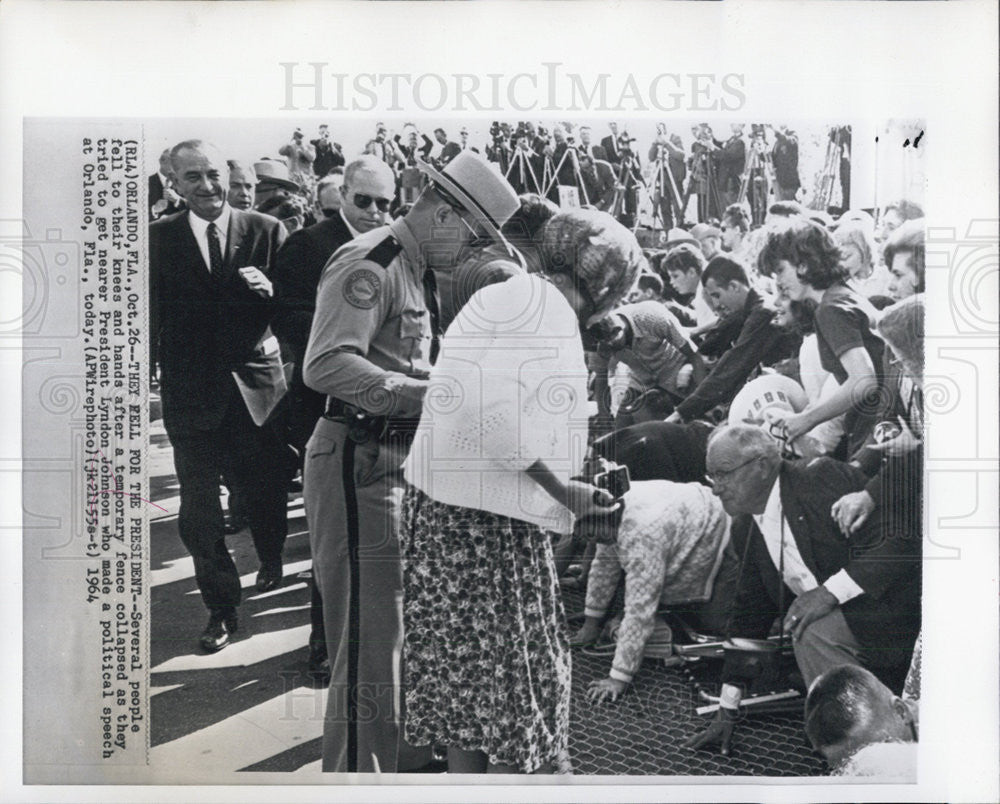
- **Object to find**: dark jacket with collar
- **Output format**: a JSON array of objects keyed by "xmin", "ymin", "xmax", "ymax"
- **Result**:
[
  {"xmin": 728, "ymin": 457, "xmax": 922, "ymax": 669},
  {"xmin": 676, "ymin": 289, "xmax": 800, "ymax": 422},
  {"xmin": 150, "ymin": 207, "xmax": 286, "ymax": 436}
]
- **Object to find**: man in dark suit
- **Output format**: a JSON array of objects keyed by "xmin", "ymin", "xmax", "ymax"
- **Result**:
[
  {"xmin": 577, "ymin": 125, "xmax": 608, "ymax": 162},
  {"xmin": 432, "ymin": 127, "xmax": 461, "ymax": 167},
  {"xmin": 271, "ymin": 154, "xmax": 395, "ymax": 675},
  {"xmin": 150, "ymin": 140, "xmax": 290, "ymax": 652},
  {"xmin": 686, "ymin": 424, "xmax": 920, "ymax": 755},
  {"xmin": 601, "ymin": 121, "xmax": 624, "ymax": 167}
]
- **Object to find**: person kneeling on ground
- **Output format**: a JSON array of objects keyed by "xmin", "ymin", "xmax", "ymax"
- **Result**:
[{"xmin": 572, "ymin": 476, "xmax": 738, "ymax": 702}]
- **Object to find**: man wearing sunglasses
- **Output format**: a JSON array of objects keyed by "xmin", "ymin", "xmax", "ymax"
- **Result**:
[
  {"xmin": 302, "ymin": 150, "xmax": 520, "ymax": 773},
  {"xmin": 271, "ymin": 156, "xmax": 396, "ymax": 679}
]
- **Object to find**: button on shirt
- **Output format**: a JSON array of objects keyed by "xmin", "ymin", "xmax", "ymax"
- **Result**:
[
  {"xmin": 753, "ymin": 476, "xmax": 863, "ymax": 603},
  {"xmin": 187, "ymin": 205, "xmax": 232, "ymax": 272},
  {"xmin": 304, "ymin": 217, "xmax": 433, "ymax": 418}
]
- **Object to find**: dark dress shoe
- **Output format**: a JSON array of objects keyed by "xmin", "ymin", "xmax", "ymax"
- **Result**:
[
  {"xmin": 256, "ymin": 562, "xmax": 283, "ymax": 592},
  {"xmin": 199, "ymin": 611, "xmax": 238, "ymax": 653}
]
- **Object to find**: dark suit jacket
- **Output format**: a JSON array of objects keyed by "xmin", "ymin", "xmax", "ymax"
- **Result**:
[
  {"xmin": 271, "ymin": 212, "xmax": 354, "ymax": 374},
  {"xmin": 601, "ymin": 134, "xmax": 622, "ymax": 165},
  {"xmin": 150, "ymin": 208, "xmax": 286, "ymax": 436},
  {"xmin": 676, "ymin": 289, "xmax": 801, "ymax": 422},
  {"xmin": 579, "ymin": 143, "xmax": 608, "ymax": 163},
  {"xmin": 729, "ymin": 458, "xmax": 922, "ymax": 669},
  {"xmin": 439, "ymin": 141, "xmax": 461, "ymax": 166}
]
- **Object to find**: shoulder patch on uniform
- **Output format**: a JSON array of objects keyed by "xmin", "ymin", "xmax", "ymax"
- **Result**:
[
  {"xmin": 364, "ymin": 235, "xmax": 403, "ymax": 269},
  {"xmin": 343, "ymin": 268, "xmax": 382, "ymax": 309}
]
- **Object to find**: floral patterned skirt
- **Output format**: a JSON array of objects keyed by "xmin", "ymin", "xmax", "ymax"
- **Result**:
[{"xmin": 399, "ymin": 484, "xmax": 572, "ymax": 773}]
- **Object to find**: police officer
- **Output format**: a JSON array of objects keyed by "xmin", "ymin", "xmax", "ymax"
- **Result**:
[{"xmin": 303, "ymin": 151, "xmax": 520, "ymax": 773}]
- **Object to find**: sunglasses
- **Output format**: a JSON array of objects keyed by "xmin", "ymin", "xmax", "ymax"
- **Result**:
[{"xmin": 351, "ymin": 193, "xmax": 392, "ymax": 213}]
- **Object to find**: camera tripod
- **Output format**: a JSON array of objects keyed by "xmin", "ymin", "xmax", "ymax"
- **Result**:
[
  {"xmin": 683, "ymin": 139, "xmax": 725, "ymax": 223},
  {"xmin": 610, "ymin": 151, "xmax": 649, "ymax": 230},
  {"xmin": 811, "ymin": 125, "xmax": 851, "ymax": 211},
  {"xmin": 650, "ymin": 143, "xmax": 686, "ymax": 230},
  {"xmin": 738, "ymin": 136, "xmax": 776, "ymax": 226},
  {"xmin": 542, "ymin": 145, "xmax": 591, "ymax": 206},
  {"xmin": 504, "ymin": 145, "xmax": 543, "ymax": 196}
]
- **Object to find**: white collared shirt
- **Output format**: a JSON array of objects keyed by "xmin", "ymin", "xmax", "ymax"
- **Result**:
[
  {"xmin": 753, "ymin": 475, "xmax": 863, "ymax": 604},
  {"xmin": 187, "ymin": 205, "xmax": 232, "ymax": 272}
]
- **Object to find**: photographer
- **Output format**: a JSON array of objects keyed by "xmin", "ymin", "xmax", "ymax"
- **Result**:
[
  {"xmin": 771, "ymin": 125, "xmax": 801, "ymax": 201},
  {"xmin": 278, "ymin": 128, "xmax": 316, "ymax": 190},
  {"xmin": 648, "ymin": 125, "xmax": 687, "ymax": 230},
  {"xmin": 310, "ymin": 124, "xmax": 345, "ymax": 177}
]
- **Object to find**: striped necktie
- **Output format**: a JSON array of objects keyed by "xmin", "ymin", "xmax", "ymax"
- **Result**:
[{"xmin": 206, "ymin": 222, "xmax": 224, "ymax": 276}]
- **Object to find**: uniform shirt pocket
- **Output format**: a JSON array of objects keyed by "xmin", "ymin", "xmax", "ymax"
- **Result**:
[{"xmin": 398, "ymin": 308, "xmax": 429, "ymax": 364}]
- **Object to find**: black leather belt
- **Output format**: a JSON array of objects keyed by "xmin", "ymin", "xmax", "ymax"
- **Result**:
[{"xmin": 324, "ymin": 397, "xmax": 419, "ymax": 443}]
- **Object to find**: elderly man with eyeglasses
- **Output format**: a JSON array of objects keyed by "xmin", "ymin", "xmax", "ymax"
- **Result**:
[
  {"xmin": 684, "ymin": 424, "xmax": 921, "ymax": 756},
  {"xmin": 302, "ymin": 150, "xmax": 520, "ymax": 773}
]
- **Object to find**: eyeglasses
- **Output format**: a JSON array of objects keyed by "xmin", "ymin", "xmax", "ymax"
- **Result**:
[
  {"xmin": 705, "ymin": 455, "xmax": 760, "ymax": 486},
  {"xmin": 351, "ymin": 193, "xmax": 392, "ymax": 213}
]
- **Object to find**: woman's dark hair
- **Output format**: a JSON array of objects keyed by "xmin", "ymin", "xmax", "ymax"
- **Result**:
[{"xmin": 758, "ymin": 217, "xmax": 849, "ymax": 289}]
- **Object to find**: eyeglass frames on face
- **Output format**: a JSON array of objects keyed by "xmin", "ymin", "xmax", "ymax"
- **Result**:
[
  {"xmin": 705, "ymin": 455, "xmax": 760, "ymax": 486},
  {"xmin": 351, "ymin": 193, "xmax": 392, "ymax": 213}
]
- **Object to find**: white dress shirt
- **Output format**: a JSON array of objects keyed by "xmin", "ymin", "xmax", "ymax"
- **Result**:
[
  {"xmin": 753, "ymin": 475, "xmax": 863, "ymax": 603},
  {"xmin": 187, "ymin": 204, "xmax": 232, "ymax": 272}
]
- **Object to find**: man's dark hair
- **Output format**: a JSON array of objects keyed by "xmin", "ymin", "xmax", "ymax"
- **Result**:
[
  {"xmin": 637, "ymin": 272, "xmax": 664, "ymax": 296},
  {"xmin": 882, "ymin": 218, "xmax": 925, "ymax": 292},
  {"xmin": 768, "ymin": 200, "xmax": 804, "ymax": 218},
  {"xmin": 663, "ymin": 243, "xmax": 706, "ymax": 276},
  {"xmin": 722, "ymin": 204, "xmax": 750, "ymax": 234},
  {"xmin": 501, "ymin": 193, "xmax": 559, "ymax": 241},
  {"xmin": 701, "ymin": 255, "xmax": 749, "ymax": 288},
  {"xmin": 804, "ymin": 665, "xmax": 889, "ymax": 752},
  {"xmin": 758, "ymin": 217, "xmax": 848, "ymax": 289}
]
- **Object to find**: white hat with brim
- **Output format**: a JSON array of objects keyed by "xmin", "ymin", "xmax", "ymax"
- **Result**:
[
  {"xmin": 253, "ymin": 160, "xmax": 300, "ymax": 192},
  {"xmin": 415, "ymin": 151, "xmax": 520, "ymax": 251}
]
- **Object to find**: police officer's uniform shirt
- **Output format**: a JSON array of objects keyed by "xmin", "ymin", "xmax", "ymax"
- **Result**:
[{"xmin": 304, "ymin": 217, "xmax": 432, "ymax": 418}]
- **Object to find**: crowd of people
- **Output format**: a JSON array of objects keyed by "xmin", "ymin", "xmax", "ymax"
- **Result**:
[{"xmin": 148, "ymin": 119, "xmax": 925, "ymax": 778}]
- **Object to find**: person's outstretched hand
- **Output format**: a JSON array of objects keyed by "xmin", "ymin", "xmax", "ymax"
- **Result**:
[
  {"xmin": 587, "ymin": 677, "xmax": 628, "ymax": 703},
  {"xmin": 683, "ymin": 707, "xmax": 739, "ymax": 756}
]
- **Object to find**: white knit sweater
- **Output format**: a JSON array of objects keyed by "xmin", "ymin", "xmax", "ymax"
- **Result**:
[{"xmin": 402, "ymin": 273, "xmax": 590, "ymax": 534}]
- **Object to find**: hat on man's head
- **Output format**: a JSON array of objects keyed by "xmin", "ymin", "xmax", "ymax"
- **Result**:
[
  {"xmin": 663, "ymin": 227, "xmax": 699, "ymax": 251},
  {"xmin": 416, "ymin": 150, "xmax": 519, "ymax": 246},
  {"xmin": 253, "ymin": 160, "xmax": 299, "ymax": 192},
  {"xmin": 690, "ymin": 223, "xmax": 722, "ymax": 241}
]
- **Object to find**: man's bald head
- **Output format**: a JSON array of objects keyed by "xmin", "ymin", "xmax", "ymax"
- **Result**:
[{"xmin": 705, "ymin": 425, "xmax": 781, "ymax": 516}]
